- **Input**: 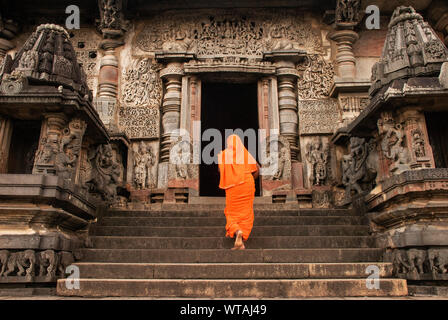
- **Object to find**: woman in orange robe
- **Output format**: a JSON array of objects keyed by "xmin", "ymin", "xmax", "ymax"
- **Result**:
[{"xmin": 218, "ymin": 134, "xmax": 259, "ymax": 250}]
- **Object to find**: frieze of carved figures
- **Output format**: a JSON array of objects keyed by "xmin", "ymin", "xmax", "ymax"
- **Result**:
[
  {"xmin": 133, "ymin": 141, "xmax": 156, "ymax": 189},
  {"xmin": 297, "ymin": 55, "xmax": 334, "ymax": 100},
  {"xmin": 0, "ymin": 249, "xmax": 75, "ymax": 279},
  {"xmin": 55, "ymin": 118, "xmax": 87, "ymax": 180},
  {"xmin": 305, "ymin": 137, "xmax": 329, "ymax": 186},
  {"xmin": 377, "ymin": 112, "xmax": 411, "ymax": 175},
  {"xmin": 388, "ymin": 247, "xmax": 448, "ymax": 277},
  {"xmin": 86, "ymin": 143, "xmax": 122, "ymax": 202},
  {"xmin": 262, "ymin": 136, "xmax": 291, "ymax": 180},
  {"xmin": 336, "ymin": 0, "xmax": 361, "ymax": 24},
  {"xmin": 341, "ymin": 137, "xmax": 377, "ymax": 200},
  {"xmin": 121, "ymin": 58, "xmax": 163, "ymax": 108},
  {"xmin": 135, "ymin": 10, "xmax": 323, "ymax": 57}
]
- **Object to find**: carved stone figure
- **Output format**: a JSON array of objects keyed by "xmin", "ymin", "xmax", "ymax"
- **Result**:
[
  {"xmin": 377, "ymin": 112, "xmax": 411, "ymax": 175},
  {"xmin": 407, "ymin": 248, "xmax": 427, "ymax": 274},
  {"xmin": 3, "ymin": 250, "xmax": 36, "ymax": 277},
  {"xmin": 391, "ymin": 249, "xmax": 411, "ymax": 275},
  {"xmin": 98, "ymin": 0, "xmax": 123, "ymax": 31},
  {"xmin": 428, "ymin": 248, "xmax": 448, "ymax": 275},
  {"xmin": 55, "ymin": 118, "xmax": 87, "ymax": 180},
  {"xmin": 133, "ymin": 141, "xmax": 156, "ymax": 188},
  {"xmin": 170, "ymin": 139, "xmax": 192, "ymax": 180},
  {"xmin": 87, "ymin": 144, "xmax": 121, "ymax": 202},
  {"xmin": 39, "ymin": 250, "xmax": 58, "ymax": 278},
  {"xmin": 336, "ymin": 0, "xmax": 361, "ymax": 24},
  {"xmin": 341, "ymin": 137, "xmax": 377, "ymax": 200},
  {"xmin": 262, "ymin": 136, "xmax": 291, "ymax": 180},
  {"xmin": 58, "ymin": 251, "xmax": 75, "ymax": 276},
  {"xmin": 305, "ymin": 137, "xmax": 329, "ymax": 186},
  {"xmin": 412, "ymin": 129, "xmax": 426, "ymax": 158},
  {"xmin": 0, "ymin": 250, "xmax": 9, "ymax": 276}
]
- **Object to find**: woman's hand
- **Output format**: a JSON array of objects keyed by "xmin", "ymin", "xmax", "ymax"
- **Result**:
[{"xmin": 252, "ymin": 163, "xmax": 260, "ymax": 179}]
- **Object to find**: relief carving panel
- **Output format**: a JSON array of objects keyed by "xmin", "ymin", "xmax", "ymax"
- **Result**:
[
  {"xmin": 135, "ymin": 9, "xmax": 323, "ymax": 58},
  {"xmin": 298, "ymin": 99, "xmax": 339, "ymax": 135}
]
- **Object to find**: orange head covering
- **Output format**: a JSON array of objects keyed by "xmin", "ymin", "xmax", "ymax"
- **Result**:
[{"xmin": 218, "ymin": 134, "xmax": 258, "ymax": 189}]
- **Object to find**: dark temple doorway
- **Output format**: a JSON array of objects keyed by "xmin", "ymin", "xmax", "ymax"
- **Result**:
[{"xmin": 200, "ymin": 82, "xmax": 260, "ymax": 197}]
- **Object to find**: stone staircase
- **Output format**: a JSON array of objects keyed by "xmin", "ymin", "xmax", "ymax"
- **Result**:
[{"xmin": 56, "ymin": 203, "xmax": 408, "ymax": 298}]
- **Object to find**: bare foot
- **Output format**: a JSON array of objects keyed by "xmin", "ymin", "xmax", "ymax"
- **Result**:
[{"xmin": 231, "ymin": 230, "xmax": 245, "ymax": 250}]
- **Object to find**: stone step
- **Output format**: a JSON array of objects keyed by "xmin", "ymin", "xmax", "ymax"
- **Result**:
[
  {"xmin": 90, "ymin": 236, "xmax": 375, "ymax": 249},
  {"xmin": 106, "ymin": 208, "xmax": 356, "ymax": 217},
  {"xmin": 71, "ymin": 262, "xmax": 394, "ymax": 279},
  {"xmin": 78, "ymin": 248, "xmax": 385, "ymax": 263},
  {"xmin": 91, "ymin": 225, "xmax": 370, "ymax": 237},
  {"xmin": 98, "ymin": 216, "xmax": 364, "ymax": 227},
  {"xmin": 56, "ymin": 278, "xmax": 408, "ymax": 298}
]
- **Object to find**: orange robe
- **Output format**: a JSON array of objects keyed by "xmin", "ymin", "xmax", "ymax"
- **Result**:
[{"xmin": 218, "ymin": 135, "xmax": 258, "ymax": 241}]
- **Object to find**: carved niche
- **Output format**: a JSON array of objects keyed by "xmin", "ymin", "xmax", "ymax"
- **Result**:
[
  {"xmin": 168, "ymin": 138, "xmax": 196, "ymax": 180},
  {"xmin": 377, "ymin": 112, "xmax": 411, "ymax": 175},
  {"xmin": 297, "ymin": 54, "xmax": 334, "ymax": 100},
  {"xmin": 341, "ymin": 137, "xmax": 377, "ymax": 200},
  {"xmin": 135, "ymin": 10, "xmax": 323, "ymax": 57},
  {"xmin": 305, "ymin": 137, "xmax": 329, "ymax": 186},
  {"xmin": 118, "ymin": 58, "xmax": 162, "ymax": 139}
]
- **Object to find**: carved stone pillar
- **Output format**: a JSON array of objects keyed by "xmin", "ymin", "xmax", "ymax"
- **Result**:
[
  {"xmin": 160, "ymin": 63, "xmax": 183, "ymax": 162},
  {"xmin": 277, "ymin": 70, "xmax": 299, "ymax": 161},
  {"xmin": 399, "ymin": 108, "xmax": 436, "ymax": 170},
  {"xmin": 95, "ymin": 0, "xmax": 127, "ymax": 129},
  {"xmin": 328, "ymin": 30, "xmax": 359, "ymax": 79},
  {"xmin": 33, "ymin": 113, "xmax": 68, "ymax": 175},
  {"xmin": 0, "ymin": 116, "xmax": 13, "ymax": 173}
]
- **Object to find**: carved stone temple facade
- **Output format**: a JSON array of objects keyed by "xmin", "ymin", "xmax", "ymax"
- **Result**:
[{"xmin": 0, "ymin": 0, "xmax": 447, "ymax": 297}]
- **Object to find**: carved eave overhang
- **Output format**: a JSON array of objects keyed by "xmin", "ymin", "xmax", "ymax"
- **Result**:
[{"xmin": 346, "ymin": 76, "xmax": 448, "ymax": 137}]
